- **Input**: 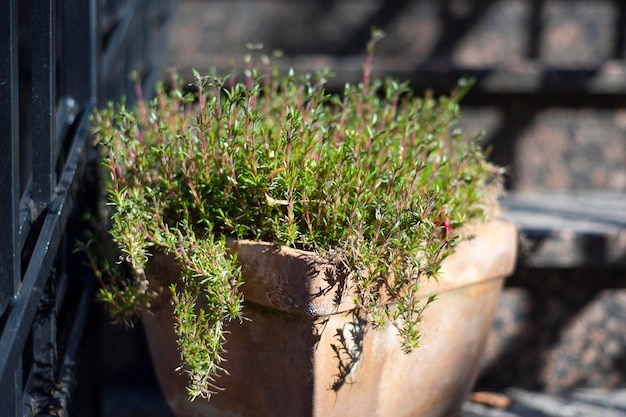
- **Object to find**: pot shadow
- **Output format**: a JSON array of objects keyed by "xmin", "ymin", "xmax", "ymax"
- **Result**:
[
  {"xmin": 313, "ymin": 260, "xmax": 350, "ymax": 307},
  {"xmin": 329, "ymin": 310, "xmax": 367, "ymax": 392},
  {"xmin": 304, "ymin": 257, "xmax": 369, "ymax": 392}
]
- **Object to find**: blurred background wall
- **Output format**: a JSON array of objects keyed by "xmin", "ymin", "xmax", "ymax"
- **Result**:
[{"xmin": 166, "ymin": 0, "xmax": 626, "ymax": 193}]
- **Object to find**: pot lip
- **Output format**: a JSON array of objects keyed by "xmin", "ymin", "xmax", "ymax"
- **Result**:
[{"xmin": 226, "ymin": 217, "xmax": 518, "ymax": 317}]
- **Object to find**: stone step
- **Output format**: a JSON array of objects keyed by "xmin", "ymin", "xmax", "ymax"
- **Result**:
[
  {"xmin": 500, "ymin": 190, "xmax": 626, "ymax": 267},
  {"xmin": 462, "ymin": 388, "xmax": 626, "ymax": 417}
]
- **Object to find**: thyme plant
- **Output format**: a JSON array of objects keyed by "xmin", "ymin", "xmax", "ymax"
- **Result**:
[{"xmin": 86, "ymin": 35, "xmax": 502, "ymax": 400}]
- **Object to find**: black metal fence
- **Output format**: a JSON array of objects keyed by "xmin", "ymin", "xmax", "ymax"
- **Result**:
[{"xmin": 0, "ymin": 1, "xmax": 174, "ymax": 416}]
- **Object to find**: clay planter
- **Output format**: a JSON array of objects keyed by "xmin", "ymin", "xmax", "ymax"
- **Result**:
[{"xmin": 142, "ymin": 219, "xmax": 517, "ymax": 417}]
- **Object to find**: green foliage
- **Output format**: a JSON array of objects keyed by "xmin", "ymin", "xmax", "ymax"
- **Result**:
[{"xmin": 87, "ymin": 37, "xmax": 502, "ymax": 400}]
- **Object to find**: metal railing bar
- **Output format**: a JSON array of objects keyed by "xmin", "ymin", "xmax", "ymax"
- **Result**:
[
  {"xmin": 19, "ymin": 190, "xmax": 35, "ymax": 256},
  {"xmin": 22, "ymin": 273, "xmax": 57, "ymax": 417},
  {"xmin": 54, "ymin": 272, "xmax": 70, "ymax": 317},
  {"xmin": 55, "ymin": 97, "xmax": 80, "ymax": 161},
  {"xmin": 0, "ymin": 0, "xmax": 21, "ymax": 316},
  {"xmin": 61, "ymin": 0, "xmax": 98, "ymax": 105},
  {"xmin": 139, "ymin": 1, "xmax": 176, "ymax": 101},
  {"xmin": 101, "ymin": 0, "xmax": 138, "ymax": 81},
  {"xmin": 0, "ymin": 0, "xmax": 21, "ymax": 412},
  {"xmin": 0, "ymin": 104, "xmax": 93, "ymax": 392},
  {"xmin": 31, "ymin": 0, "xmax": 57, "ymax": 211},
  {"xmin": 46, "ymin": 275, "xmax": 96, "ymax": 417},
  {"xmin": 19, "ymin": 97, "xmax": 82, "ymax": 254}
]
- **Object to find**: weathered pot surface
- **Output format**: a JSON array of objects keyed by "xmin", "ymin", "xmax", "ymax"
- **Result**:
[{"xmin": 142, "ymin": 219, "xmax": 518, "ymax": 417}]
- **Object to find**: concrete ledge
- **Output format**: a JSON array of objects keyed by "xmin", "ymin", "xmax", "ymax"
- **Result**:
[{"xmin": 500, "ymin": 191, "xmax": 626, "ymax": 267}]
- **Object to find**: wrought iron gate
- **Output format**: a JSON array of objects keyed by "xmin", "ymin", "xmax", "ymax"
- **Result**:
[{"xmin": 0, "ymin": 1, "xmax": 174, "ymax": 415}]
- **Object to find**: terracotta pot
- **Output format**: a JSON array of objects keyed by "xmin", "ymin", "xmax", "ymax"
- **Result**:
[{"xmin": 142, "ymin": 219, "xmax": 517, "ymax": 417}]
